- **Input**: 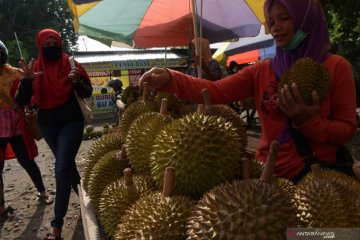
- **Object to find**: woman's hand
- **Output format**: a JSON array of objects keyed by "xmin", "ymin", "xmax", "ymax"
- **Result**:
[
  {"xmin": 19, "ymin": 58, "xmax": 42, "ymax": 79},
  {"xmin": 278, "ymin": 83, "xmax": 320, "ymax": 125},
  {"xmin": 68, "ymin": 67, "xmax": 82, "ymax": 83},
  {"xmin": 138, "ymin": 67, "xmax": 171, "ymax": 90}
]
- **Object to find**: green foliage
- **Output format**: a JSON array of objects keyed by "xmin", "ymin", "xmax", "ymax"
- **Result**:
[
  {"xmin": 320, "ymin": 0, "xmax": 360, "ymax": 63},
  {"xmin": 0, "ymin": 0, "xmax": 77, "ymax": 66}
]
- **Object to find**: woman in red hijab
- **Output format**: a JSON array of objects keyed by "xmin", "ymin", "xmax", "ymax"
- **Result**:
[{"xmin": 16, "ymin": 29, "xmax": 93, "ymax": 240}]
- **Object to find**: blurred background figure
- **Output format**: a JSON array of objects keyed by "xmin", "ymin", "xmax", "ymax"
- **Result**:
[{"xmin": 187, "ymin": 38, "xmax": 222, "ymax": 81}]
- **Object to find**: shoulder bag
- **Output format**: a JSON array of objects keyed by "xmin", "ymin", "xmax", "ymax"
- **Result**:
[{"xmin": 75, "ymin": 91, "xmax": 93, "ymax": 124}]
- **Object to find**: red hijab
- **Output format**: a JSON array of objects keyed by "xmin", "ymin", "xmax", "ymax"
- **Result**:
[{"xmin": 32, "ymin": 29, "xmax": 87, "ymax": 109}]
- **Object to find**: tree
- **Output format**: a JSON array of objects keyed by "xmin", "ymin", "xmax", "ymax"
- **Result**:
[
  {"xmin": 320, "ymin": 0, "xmax": 360, "ymax": 64},
  {"xmin": 0, "ymin": 0, "xmax": 77, "ymax": 65}
]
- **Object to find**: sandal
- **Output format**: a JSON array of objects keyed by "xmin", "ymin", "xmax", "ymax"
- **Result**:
[
  {"xmin": 43, "ymin": 232, "xmax": 63, "ymax": 240},
  {"xmin": 37, "ymin": 193, "xmax": 54, "ymax": 205}
]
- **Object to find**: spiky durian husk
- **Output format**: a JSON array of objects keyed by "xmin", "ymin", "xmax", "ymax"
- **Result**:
[
  {"xmin": 84, "ymin": 124, "xmax": 94, "ymax": 133},
  {"xmin": 187, "ymin": 179, "xmax": 298, "ymax": 240},
  {"xmin": 119, "ymin": 101, "xmax": 158, "ymax": 142},
  {"xmin": 82, "ymin": 132, "xmax": 123, "ymax": 192},
  {"xmin": 114, "ymin": 192, "xmax": 193, "ymax": 240},
  {"xmin": 120, "ymin": 85, "xmax": 140, "ymax": 104},
  {"xmin": 297, "ymin": 169, "xmax": 360, "ymax": 226},
  {"xmin": 88, "ymin": 150, "xmax": 129, "ymax": 212},
  {"xmin": 126, "ymin": 112, "xmax": 173, "ymax": 174},
  {"xmin": 294, "ymin": 178, "xmax": 353, "ymax": 227},
  {"xmin": 278, "ymin": 57, "xmax": 330, "ymax": 105},
  {"xmin": 150, "ymin": 113, "xmax": 242, "ymax": 199},
  {"xmin": 274, "ymin": 178, "xmax": 297, "ymax": 202},
  {"xmin": 98, "ymin": 175, "xmax": 156, "ymax": 237},
  {"xmin": 249, "ymin": 159, "xmax": 265, "ymax": 178},
  {"xmin": 205, "ymin": 104, "xmax": 247, "ymax": 153}
]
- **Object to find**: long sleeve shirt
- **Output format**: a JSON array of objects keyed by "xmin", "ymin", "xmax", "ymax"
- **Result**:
[{"xmin": 162, "ymin": 55, "xmax": 356, "ymax": 179}]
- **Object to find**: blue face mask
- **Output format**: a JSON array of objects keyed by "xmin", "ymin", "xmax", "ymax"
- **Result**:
[{"xmin": 282, "ymin": 30, "xmax": 308, "ymax": 51}]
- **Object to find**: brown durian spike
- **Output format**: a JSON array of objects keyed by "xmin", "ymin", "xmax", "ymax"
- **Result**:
[
  {"xmin": 241, "ymin": 158, "xmax": 250, "ymax": 180},
  {"xmin": 311, "ymin": 164, "xmax": 323, "ymax": 181},
  {"xmin": 197, "ymin": 104, "xmax": 206, "ymax": 115},
  {"xmin": 116, "ymin": 144, "xmax": 127, "ymax": 161},
  {"xmin": 201, "ymin": 88, "xmax": 212, "ymax": 107},
  {"xmin": 162, "ymin": 167, "xmax": 175, "ymax": 197},
  {"xmin": 142, "ymin": 81, "xmax": 150, "ymax": 103},
  {"xmin": 159, "ymin": 98, "xmax": 168, "ymax": 115},
  {"xmin": 260, "ymin": 141, "xmax": 279, "ymax": 183},
  {"xmin": 123, "ymin": 168, "xmax": 134, "ymax": 187}
]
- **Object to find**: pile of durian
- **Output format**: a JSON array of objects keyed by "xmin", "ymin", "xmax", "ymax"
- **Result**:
[
  {"xmin": 83, "ymin": 123, "xmax": 113, "ymax": 140},
  {"xmin": 81, "ymin": 63, "xmax": 360, "ymax": 239}
]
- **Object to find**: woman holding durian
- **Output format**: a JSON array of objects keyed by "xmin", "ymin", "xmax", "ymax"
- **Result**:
[{"xmin": 139, "ymin": 0, "xmax": 357, "ymax": 183}]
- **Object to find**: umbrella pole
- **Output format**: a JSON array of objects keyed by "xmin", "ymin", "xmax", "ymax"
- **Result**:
[{"xmin": 191, "ymin": 0, "xmax": 202, "ymax": 78}]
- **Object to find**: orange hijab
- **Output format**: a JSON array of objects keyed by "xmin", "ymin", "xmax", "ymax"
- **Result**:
[{"xmin": 32, "ymin": 29, "xmax": 87, "ymax": 109}]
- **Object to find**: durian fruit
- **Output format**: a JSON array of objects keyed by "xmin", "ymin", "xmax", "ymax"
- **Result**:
[
  {"xmin": 114, "ymin": 167, "xmax": 194, "ymax": 240},
  {"xmin": 85, "ymin": 124, "xmax": 94, "ymax": 133},
  {"xmin": 126, "ymin": 99, "xmax": 173, "ymax": 174},
  {"xmin": 82, "ymin": 132, "xmax": 123, "ymax": 193},
  {"xmin": 187, "ymin": 141, "xmax": 299, "ymax": 239},
  {"xmin": 278, "ymin": 57, "xmax": 330, "ymax": 105},
  {"xmin": 98, "ymin": 168, "xmax": 156, "ymax": 237},
  {"xmin": 150, "ymin": 106, "xmax": 243, "ymax": 199},
  {"xmin": 120, "ymin": 85, "xmax": 140, "ymax": 105},
  {"xmin": 119, "ymin": 82, "xmax": 158, "ymax": 142},
  {"xmin": 202, "ymin": 89, "xmax": 247, "ymax": 154},
  {"xmin": 102, "ymin": 123, "xmax": 111, "ymax": 134},
  {"xmin": 295, "ymin": 166, "xmax": 360, "ymax": 227},
  {"xmin": 88, "ymin": 147, "xmax": 129, "ymax": 212}
]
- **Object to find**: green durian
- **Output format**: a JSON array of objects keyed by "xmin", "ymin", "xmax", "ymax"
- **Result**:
[
  {"xmin": 121, "ymin": 85, "xmax": 140, "ymax": 105},
  {"xmin": 296, "ymin": 168, "xmax": 360, "ymax": 227},
  {"xmin": 84, "ymin": 124, "xmax": 94, "ymax": 133},
  {"xmin": 205, "ymin": 104, "xmax": 247, "ymax": 154},
  {"xmin": 114, "ymin": 192, "xmax": 193, "ymax": 240},
  {"xmin": 82, "ymin": 132, "xmax": 123, "ymax": 193},
  {"xmin": 186, "ymin": 179, "xmax": 299, "ymax": 240},
  {"xmin": 126, "ymin": 112, "xmax": 173, "ymax": 174},
  {"xmin": 278, "ymin": 57, "xmax": 330, "ymax": 105},
  {"xmin": 88, "ymin": 150, "xmax": 129, "ymax": 212},
  {"xmin": 119, "ymin": 101, "xmax": 158, "ymax": 142},
  {"xmin": 150, "ymin": 113, "xmax": 242, "ymax": 199},
  {"xmin": 98, "ymin": 172, "xmax": 156, "ymax": 237}
]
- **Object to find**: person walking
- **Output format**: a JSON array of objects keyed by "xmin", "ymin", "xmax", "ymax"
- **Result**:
[
  {"xmin": 0, "ymin": 40, "xmax": 53, "ymax": 223},
  {"xmin": 15, "ymin": 29, "xmax": 93, "ymax": 240},
  {"xmin": 139, "ymin": 0, "xmax": 357, "ymax": 183}
]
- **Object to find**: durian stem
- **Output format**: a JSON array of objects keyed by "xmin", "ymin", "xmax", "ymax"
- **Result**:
[
  {"xmin": 311, "ymin": 164, "xmax": 322, "ymax": 180},
  {"xmin": 242, "ymin": 158, "xmax": 250, "ymax": 180},
  {"xmin": 197, "ymin": 104, "xmax": 206, "ymax": 115},
  {"xmin": 142, "ymin": 82, "xmax": 149, "ymax": 104},
  {"xmin": 162, "ymin": 167, "xmax": 175, "ymax": 197},
  {"xmin": 123, "ymin": 168, "xmax": 134, "ymax": 187},
  {"xmin": 260, "ymin": 141, "xmax": 279, "ymax": 183},
  {"xmin": 160, "ymin": 98, "xmax": 168, "ymax": 115},
  {"xmin": 119, "ymin": 144, "xmax": 127, "ymax": 161},
  {"xmin": 201, "ymin": 88, "xmax": 212, "ymax": 107}
]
